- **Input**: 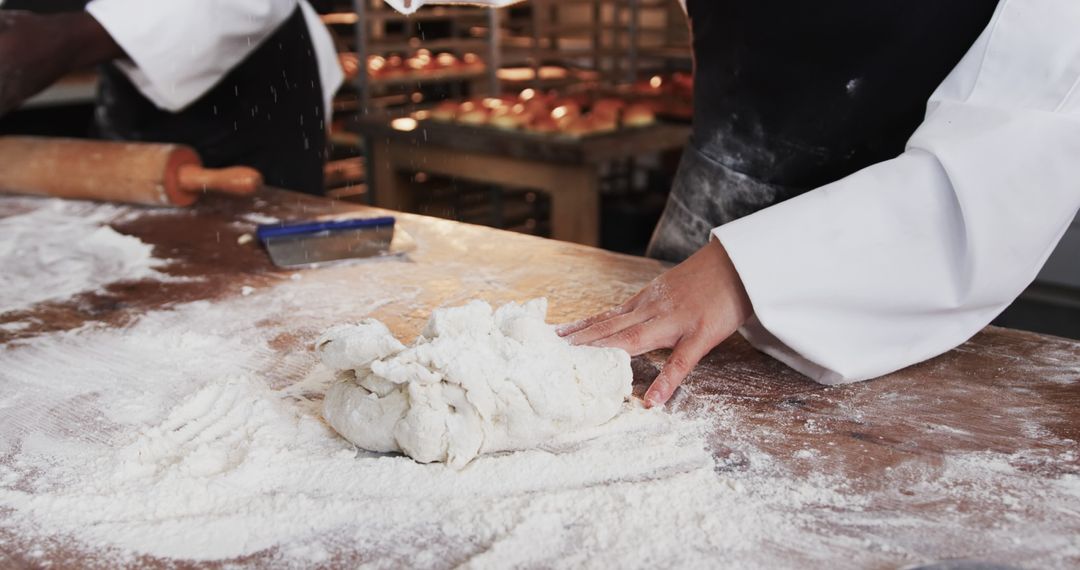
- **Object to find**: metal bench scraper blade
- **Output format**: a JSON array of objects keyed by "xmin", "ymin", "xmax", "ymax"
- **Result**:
[{"xmin": 256, "ymin": 216, "xmax": 412, "ymax": 268}]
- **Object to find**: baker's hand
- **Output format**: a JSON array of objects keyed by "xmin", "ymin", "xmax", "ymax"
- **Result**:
[
  {"xmin": 0, "ymin": 11, "xmax": 121, "ymax": 116},
  {"xmin": 558, "ymin": 240, "xmax": 753, "ymax": 408}
]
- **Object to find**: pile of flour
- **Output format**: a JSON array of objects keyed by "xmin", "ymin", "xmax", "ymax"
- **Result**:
[
  {"xmin": 320, "ymin": 299, "xmax": 631, "ymax": 467},
  {"xmin": 0, "ymin": 198, "xmax": 165, "ymax": 315},
  {"xmin": 0, "ymin": 281, "xmax": 804, "ymax": 568},
  {"xmin": 1, "ymin": 375, "xmax": 734, "ymax": 566},
  {"xmin": 0, "ymin": 281, "xmax": 739, "ymax": 566}
]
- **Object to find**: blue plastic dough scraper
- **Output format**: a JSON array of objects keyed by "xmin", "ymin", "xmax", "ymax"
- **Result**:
[{"xmin": 255, "ymin": 216, "xmax": 415, "ymax": 268}]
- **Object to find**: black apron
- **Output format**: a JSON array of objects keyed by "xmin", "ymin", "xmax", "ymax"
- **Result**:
[
  {"xmin": 95, "ymin": 7, "xmax": 327, "ymax": 195},
  {"xmin": 647, "ymin": 0, "xmax": 999, "ymax": 262}
]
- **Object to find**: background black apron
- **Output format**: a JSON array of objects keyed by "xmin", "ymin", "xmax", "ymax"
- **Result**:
[
  {"xmin": 648, "ymin": 0, "xmax": 999, "ymax": 262},
  {"xmin": 95, "ymin": 7, "xmax": 327, "ymax": 195}
]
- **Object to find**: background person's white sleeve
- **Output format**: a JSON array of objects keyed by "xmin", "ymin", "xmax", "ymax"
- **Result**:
[
  {"xmin": 85, "ymin": 0, "xmax": 299, "ymax": 112},
  {"xmin": 712, "ymin": 0, "xmax": 1080, "ymax": 385}
]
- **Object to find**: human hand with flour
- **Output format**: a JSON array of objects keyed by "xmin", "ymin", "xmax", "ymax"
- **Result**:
[{"xmin": 559, "ymin": 240, "xmax": 753, "ymax": 408}]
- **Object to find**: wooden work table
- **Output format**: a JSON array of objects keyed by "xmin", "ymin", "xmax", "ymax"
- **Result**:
[
  {"xmin": 1, "ymin": 190, "xmax": 1078, "ymax": 568},
  {"xmin": 354, "ymin": 115, "xmax": 690, "ymax": 246}
]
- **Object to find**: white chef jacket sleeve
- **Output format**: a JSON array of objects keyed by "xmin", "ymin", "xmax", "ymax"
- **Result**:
[
  {"xmin": 85, "ymin": 0, "xmax": 299, "ymax": 112},
  {"xmin": 712, "ymin": 0, "xmax": 1080, "ymax": 385}
]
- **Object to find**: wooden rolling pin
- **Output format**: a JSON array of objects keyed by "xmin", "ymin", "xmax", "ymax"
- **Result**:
[{"xmin": 0, "ymin": 136, "xmax": 262, "ymax": 207}]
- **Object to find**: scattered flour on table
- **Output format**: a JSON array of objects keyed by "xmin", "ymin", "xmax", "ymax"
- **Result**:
[
  {"xmin": 2, "ymin": 376, "xmax": 733, "ymax": 566},
  {"xmin": 1, "ymin": 261, "xmax": 1078, "ymax": 568},
  {"xmin": 320, "ymin": 299, "xmax": 631, "ymax": 467},
  {"xmin": 0, "ymin": 321, "xmax": 30, "ymax": 333},
  {"xmin": 240, "ymin": 211, "xmax": 282, "ymax": 226},
  {"xmin": 0, "ymin": 278, "xmax": 837, "ymax": 569},
  {"xmin": 0, "ymin": 198, "xmax": 166, "ymax": 315}
]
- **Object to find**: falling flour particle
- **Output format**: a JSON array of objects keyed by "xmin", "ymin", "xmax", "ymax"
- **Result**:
[{"xmin": 320, "ymin": 299, "xmax": 632, "ymax": 467}]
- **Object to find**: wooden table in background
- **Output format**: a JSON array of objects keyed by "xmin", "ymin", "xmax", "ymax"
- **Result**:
[
  {"xmin": 354, "ymin": 117, "xmax": 690, "ymax": 246},
  {"xmin": 1, "ymin": 189, "xmax": 1078, "ymax": 568}
]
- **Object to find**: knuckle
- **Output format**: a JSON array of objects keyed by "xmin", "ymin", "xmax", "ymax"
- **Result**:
[
  {"xmin": 577, "ymin": 320, "xmax": 608, "ymax": 338},
  {"xmin": 698, "ymin": 320, "xmax": 725, "ymax": 343},
  {"xmin": 665, "ymin": 354, "xmax": 693, "ymax": 375},
  {"xmin": 592, "ymin": 319, "xmax": 615, "ymax": 338},
  {"xmin": 605, "ymin": 303, "xmax": 629, "ymax": 321},
  {"xmin": 620, "ymin": 326, "xmax": 642, "ymax": 347}
]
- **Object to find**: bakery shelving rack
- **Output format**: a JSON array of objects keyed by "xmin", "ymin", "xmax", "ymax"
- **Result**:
[
  {"xmin": 338, "ymin": 0, "xmax": 504, "ymax": 112},
  {"xmin": 326, "ymin": 0, "xmax": 689, "ymax": 115},
  {"xmin": 323, "ymin": 0, "xmax": 691, "ymax": 252},
  {"xmin": 318, "ymin": 0, "xmax": 507, "ymax": 200},
  {"xmin": 501, "ymin": 0, "xmax": 691, "ymax": 91}
]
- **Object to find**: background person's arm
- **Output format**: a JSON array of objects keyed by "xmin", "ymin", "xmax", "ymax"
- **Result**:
[{"xmin": 0, "ymin": 11, "xmax": 121, "ymax": 116}]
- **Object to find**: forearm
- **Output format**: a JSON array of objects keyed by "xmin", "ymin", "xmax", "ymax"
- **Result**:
[
  {"xmin": 0, "ymin": 11, "xmax": 122, "ymax": 115},
  {"xmin": 59, "ymin": 11, "xmax": 124, "ymax": 69}
]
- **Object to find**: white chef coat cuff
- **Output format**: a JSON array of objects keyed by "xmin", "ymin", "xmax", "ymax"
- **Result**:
[
  {"xmin": 738, "ymin": 316, "xmax": 846, "ymax": 384},
  {"xmin": 711, "ymin": 219, "xmax": 873, "ymax": 386}
]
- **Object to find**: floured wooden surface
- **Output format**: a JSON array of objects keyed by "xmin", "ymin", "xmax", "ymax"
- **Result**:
[{"xmin": 1, "ymin": 190, "xmax": 1078, "ymax": 569}]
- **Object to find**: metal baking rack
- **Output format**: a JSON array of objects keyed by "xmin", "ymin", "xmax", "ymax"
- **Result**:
[{"xmin": 501, "ymin": 0, "xmax": 691, "ymax": 91}]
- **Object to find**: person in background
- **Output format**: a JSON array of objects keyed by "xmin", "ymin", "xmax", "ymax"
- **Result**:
[
  {"xmin": 0, "ymin": 0, "xmax": 343, "ymax": 195},
  {"xmin": 561, "ymin": 0, "xmax": 1080, "ymax": 407}
]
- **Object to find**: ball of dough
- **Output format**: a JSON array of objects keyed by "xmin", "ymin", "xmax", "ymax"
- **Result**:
[{"xmin": 321, "ymin": 299, "xmax": 632, "ymax": 468}]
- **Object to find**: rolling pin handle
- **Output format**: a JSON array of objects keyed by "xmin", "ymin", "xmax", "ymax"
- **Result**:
[{"xmin": 177, "ymin": 164, "xmax": 263, "ymax": 197}]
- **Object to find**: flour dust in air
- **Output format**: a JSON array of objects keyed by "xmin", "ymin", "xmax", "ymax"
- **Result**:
[{"xmin": 320, "ymin": 298, "xmax": 633, "ymax": 467}]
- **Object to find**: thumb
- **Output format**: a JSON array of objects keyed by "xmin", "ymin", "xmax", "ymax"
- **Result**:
[{"xmin": 644, "ymin": 334, "xmax": 711, "ymax": 408}]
